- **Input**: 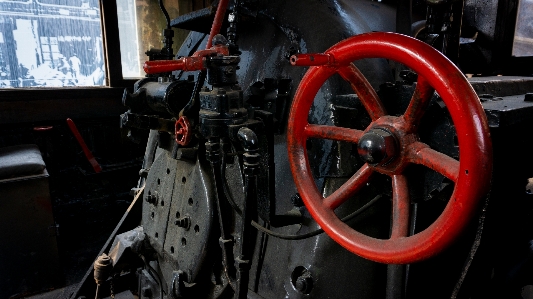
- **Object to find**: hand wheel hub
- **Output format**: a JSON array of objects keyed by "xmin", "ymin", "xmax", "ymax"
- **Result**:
[{"xmin": 357, "ymin": 128, "xmax": 398, "ymax": 166}]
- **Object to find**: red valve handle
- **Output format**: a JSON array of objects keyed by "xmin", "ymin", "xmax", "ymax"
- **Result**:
[
  {"xmin": 287, "ymin": 32, "xmax": 492, "ymax": 264},
  {"xmin": 143, "ymin": 45, "xmax": 230, "ymax": 75},
  {"xmin": 290, "ymin": 53, "xmax": 334, "ymax": 66},
  {"xmin": 143, "ymin": 59, "xmax": 200, "ymax": 74},
  {"xmin": 175, "ymin": 116, "xmax": 192, "ymax": 146}
]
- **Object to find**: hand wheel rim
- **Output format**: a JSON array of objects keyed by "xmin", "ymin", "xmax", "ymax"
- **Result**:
[{"xmin": 287, "ymin": 32, "xmax": 492, "ymax": 264}]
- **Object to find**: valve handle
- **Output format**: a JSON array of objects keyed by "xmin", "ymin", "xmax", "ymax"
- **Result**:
[
  {"xmin": 175, "ymin": 116, "xmax": 192, "ymax": 146},
  {"xmin": 143, "ymin": 45, "xmax": 230, "ymax": 74},
  {"xmin": 287, "ymin": 32, "xmax": 492, "ymax": 264}
]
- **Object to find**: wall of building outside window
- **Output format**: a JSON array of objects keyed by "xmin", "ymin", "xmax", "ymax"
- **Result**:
[
  {"xmin": 513, "ymin": 0, "xmax": 533, "ymax": 57},
  {"xmin": 0, "ymin": 0, "xmax": 105, "ymax": 88},
  {"xmin": 116, "ymin": 0, "xmax": 212, "ymax": 79}
]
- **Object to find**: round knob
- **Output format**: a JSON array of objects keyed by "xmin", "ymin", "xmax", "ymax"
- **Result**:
[{"xmin": 357, "ymin": 128, "xmax": 397, "ymax": 165}]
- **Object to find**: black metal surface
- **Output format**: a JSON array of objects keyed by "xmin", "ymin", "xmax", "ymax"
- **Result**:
[
  {"xmin": 233, "ymin": 128, "xmax": 260, "ymax": 299},
  {"xmin": 482, "ymin": 94, "xmax": 533, "ymax": 128},
  {"xmin": 123, "ymin": 79, "xmax": 195, "ymax": 116},
  {"xmin": 469, "ymin": 76, "xmax": 533, "ymax": 97},
  {"xmin": 386, "ymin": 264, "xmax": 406, "ymax": 299},
  {"xmin": 199, "ymin": 86, "xmax": 248, "ymax": 139},
  {"xmin": 120, "ymin": 113, "xmax": 176, "ymax": 134},
  {"xmin": 170, "ymin": 6, "xmax": 217, "ymax": 34},
  {"xmin": 120, "ymin": 76, "xmax": 196, "ymax": 144},
  {"xmin": 246, "ymin": 78, "xmax": 292, "ymax": 134}
]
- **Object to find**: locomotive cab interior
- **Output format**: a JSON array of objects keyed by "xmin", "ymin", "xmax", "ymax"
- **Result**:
[{"xmin": 1, "ymin": 0, "xmax": 533, "ymax": 298}]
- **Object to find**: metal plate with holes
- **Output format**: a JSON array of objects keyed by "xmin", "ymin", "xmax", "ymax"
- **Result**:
[
  {"xmin": 143, "ymin": 151, "xmax": 178, "ymax": 253},
  {"xmin": 163, "ymin": 158, "xmax": 215, "ymax": 283}
]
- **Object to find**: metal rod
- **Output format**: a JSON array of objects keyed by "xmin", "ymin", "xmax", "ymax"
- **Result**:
[{"xmin": 207, "ymin": 0, "xmax": 230, "ymax": 49}]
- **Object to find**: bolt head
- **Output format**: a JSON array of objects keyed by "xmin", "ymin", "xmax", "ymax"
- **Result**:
[
  {"xmin": 294, "ymin": 275, "xmax": 313, "ymax": 294},
  {"xmin": 212, "ymin": 34, "xmax": 227, "ymax": 46},
  {"xmin": 291, "ymin": 193, "xmax": 304, "ymax": 207},
  {"xmin": 146, "ymin": 193, "xmax": 158, "ymax": 204},
  {"xmin": 357, "ymin": 128, "xmax": 398, "ymax": 165},
  {"xmin": 176, "ymin": 216, "xmax": 191, "ymax": 230}
]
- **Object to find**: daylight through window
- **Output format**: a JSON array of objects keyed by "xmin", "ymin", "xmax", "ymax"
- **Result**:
[{"xmin": 0, "ymin": 0, "xmax": 105, "ymax": 88}]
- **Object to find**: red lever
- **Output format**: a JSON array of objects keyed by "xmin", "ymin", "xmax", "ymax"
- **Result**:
[
  {"xmin": 66, "ymin": 118, "xmax": 102, "ymax": 173},
  {"xmin": 290, "ymin": 53, "xmax": 334, "ymax": 66},
  {"xmin": 143, "ymin": 45, "xmax": 230, "ymax": 75},
  {"xmin": 143, "ymin": 57, "xmax": 203, "ymax": 74}
]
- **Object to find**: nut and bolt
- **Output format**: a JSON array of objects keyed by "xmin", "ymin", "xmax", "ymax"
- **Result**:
[
  {"xmin": 146, "ymin": 192, "xmax": 158, "ymax": 205},
  {"xmin": 294, "ymin": 273, "xmax": 313, "ymax": 294},
  {"xmin": 291, "ymin": 193, "xmax": 304, "ymax": 207},
  {"xmin": 357, "ymin": 128, "xmax": 398, "ymax": 166},
  {"xmin": 175, "ymin": 216, "xmax": 191, "ymax": 230},
  {"xmin": 138, "ymin": 168, "xmax": 149, "ymax": 178}
]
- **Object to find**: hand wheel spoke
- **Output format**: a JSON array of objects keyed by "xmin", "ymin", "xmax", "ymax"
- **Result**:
[
  {"xmin": 409, "ymin": 142, "xmax": 459, "ymax": 182},
  {"xmin": 324, "ymin": 163, "xmax": 373, "ymax": 210},
  {"xmin": 390, "ymin": 174, "xmax": 410, "ymax": 239},
  {"xmin": 402, "ymin": 76, "xmax": 435, "ymax": 132},
  {"xmin": 305, "ymin": 124, "xmax": 364, "ymax": 144},
  {"xmin": 337, "ymin": 63, "xmax": 387, "ymax": 121}
]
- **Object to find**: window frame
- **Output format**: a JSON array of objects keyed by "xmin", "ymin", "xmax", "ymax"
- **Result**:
[{"xmin": 100, "ymin": 0, "xmax": 137, "ymax": 88}]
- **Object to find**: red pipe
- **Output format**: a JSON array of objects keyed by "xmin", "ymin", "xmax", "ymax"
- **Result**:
[
  {"xmin": 206, "ymin": 0, "xmax": 229, "ymax": 49},
  {"xmin": 66, "ymin": 118, "xmax": 102, "ymax": 173}
]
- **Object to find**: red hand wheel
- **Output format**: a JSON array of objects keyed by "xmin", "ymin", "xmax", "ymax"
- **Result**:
[
  {"xmin": 287, "ymin": 32, "xmax": 492, "ymax": 264},
  {"xmin": 175, "ymin": 116, "xmax": 192, "ymax": 146}
]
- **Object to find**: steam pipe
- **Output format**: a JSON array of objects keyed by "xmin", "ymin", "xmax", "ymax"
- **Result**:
[{"xmin": 234, "ymin": 127, "xmax": 261, "ymax": 299}]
